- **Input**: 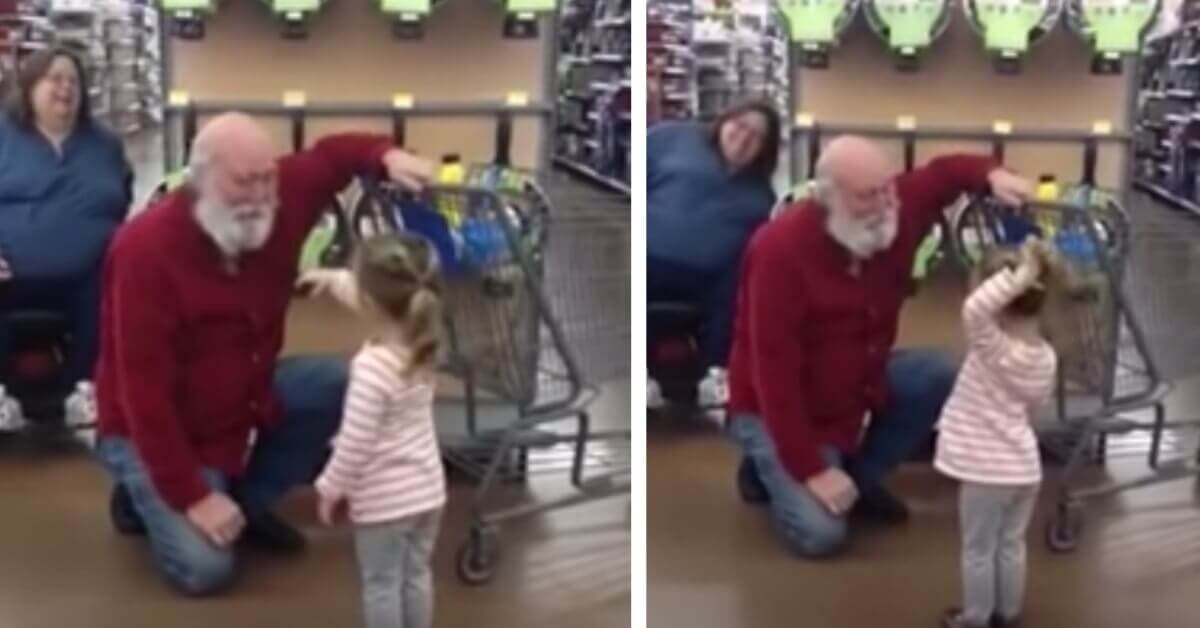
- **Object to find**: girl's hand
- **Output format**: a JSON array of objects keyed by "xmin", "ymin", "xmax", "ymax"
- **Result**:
[
  {"xmin": 317, "ymin": 493, "xmax": 345, "ymax": 527},
  {"xmin": 295, "ymin": 269, "xmax": 339, "ymax": 298},
  {"xmin": 1017, "ymin": 237, "xmax": 1044, "ymax": 285}
]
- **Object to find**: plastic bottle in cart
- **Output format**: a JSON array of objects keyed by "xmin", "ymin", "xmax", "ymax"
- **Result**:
[
  {"xmin": 436, "ymin": 154, "xmax": 465, "ymax": 228},
  {"xmin": 1035, "ymin": 174, "xmax": 1060, "ymax": 239}
]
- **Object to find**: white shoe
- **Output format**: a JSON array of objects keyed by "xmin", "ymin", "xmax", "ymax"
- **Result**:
[
  {"xmin": 64, "ymin": 381, "xmax": 97, "ymax": 429},
  {"xmin": 0, "ymin": 385, "xmax": 27, "ymax": 432},
  {"xmin": 698, "ymin": 368, "xmax": 729, "ymax": 408},
  {"xmin": 647, "ymin": 378, "xmax": 665, "ymax": 409}
]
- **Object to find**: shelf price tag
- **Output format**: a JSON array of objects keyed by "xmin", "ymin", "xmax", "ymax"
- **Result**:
[
  {"xmin": 992, "ymin": 120, "xmax": 1013, "ymax": 135},
  {"xmin": 1091, "ymin": 120, "xmax": 1113, "ymax": 136},
  {"xmin": 896, "ymin": 116, "xmax": 917, "ymax": 131},
  {"xmin": 392, "ymin": 93, "xmax": 414, "ymax": 110},
  {"xmin": 505, "ymin": 91, "xmax": 530, "ymax": 107},
  {"xmin": 167, "ymin": 90, "xmax": 191, "ymax": 107},
  {"xmin": 283, "ymin": 91, "xmax": 307, "ymax": 109},
  {"xmin": 794, "ymin": 112, "xmax": 815, "ymax": 128}
]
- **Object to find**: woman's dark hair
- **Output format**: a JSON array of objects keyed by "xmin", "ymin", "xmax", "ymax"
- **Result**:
[
  {"xmin": 3, "ymin": 46, "xmax": 92, "ymax": 130},
  {"xmin": 708, "ymin": 99, "xmax": 782, "ymax": 180}
]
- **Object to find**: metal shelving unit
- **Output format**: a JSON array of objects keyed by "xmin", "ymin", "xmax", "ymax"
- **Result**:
[
  {"xmin": 554, "ymin": 0, "xmax": 630, "ymax": 195},
  {"xmin": 1134, "ymin": 6, "xmax": 1200, "ymax": 215}
]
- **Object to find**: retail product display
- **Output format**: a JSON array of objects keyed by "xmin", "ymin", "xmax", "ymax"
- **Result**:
[
  {"xmin": 1134, "ymin": 2, "xmax": 1200, "ymax": 213},
  {"xmin": 555, "ymin": 0, "xmax": 630, "ymax": 193},
  {"xmin": 261, "ymin": 0, "xmax": 329, "ymax": 39},
  {"xmin": 647, "ymin": 0, "xmax": 694, "ymax": 123},
  {"xmin": 1065, "ymin": 0, "xmax": 1160, "ymax": 73},
  {"xmin": 962, "ymin": 0, "xmax": 1063, "ymax": 73},
  {"xmin": 647, "ymin": 0, "xmax": 787, "ymax": 123},
  {"xmin": 160, "ymin": 0, "xmax": 217, "ymax": 39},
  {"xmin": 4, "ymin": 1, "xmax": 163, "ymax": 136},
  {"xmin": 775, "ymin": 0, "xmax": 859, "ymax": 68},
  {"xmin": 863, "ymin": 0, "xmax": 951, "ymax": 70}
]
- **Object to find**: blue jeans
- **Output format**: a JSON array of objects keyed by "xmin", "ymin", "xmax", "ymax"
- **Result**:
[
  {"xmin": 647, "ymin": 255, "xmax": 739, "ymax": 367},
  {"xmin": 729, "ymin": 348, "xmax": 957, "ymax": 558},
  {"xmin": 95, "ymin": 355, "xmax": 348, "ymax": 596},
  {"xmin": 0, "ymin": 270, "xmax": 102, "ymax": 390}
]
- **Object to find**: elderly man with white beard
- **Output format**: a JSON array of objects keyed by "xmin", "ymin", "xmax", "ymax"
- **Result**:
[
  {"xmin": 726, "ymin": 135, "xmax": 1034, "ymax": 558},
  {"xmin": 90, "ymin": 113, "xmax": 434, "ymax": 596}
]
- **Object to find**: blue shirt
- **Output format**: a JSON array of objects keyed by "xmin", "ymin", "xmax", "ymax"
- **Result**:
[
  {"xmin": 647, "ymin": 121, "xmax": 775, "ymax": 272},
  {"xmin": 0, "ymin": 114, "xmax": 131, "ymax": 279}
]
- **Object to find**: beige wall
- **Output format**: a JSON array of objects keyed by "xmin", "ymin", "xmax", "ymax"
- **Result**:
[
  {"xmin": 795, "ymin": 14, "xmax": 1132, "ymax": 188},
  {"xmin": 170, "ymin": 0, "xmax": 546, "ymax": 167}
]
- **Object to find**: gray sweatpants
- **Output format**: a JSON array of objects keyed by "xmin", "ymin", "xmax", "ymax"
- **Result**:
[
  {"xmin": 958, "ymin": 482, "xmax": 1039, "ymax": 625},
  {"xmin": 352, "ymin": 510, "xmax": 443, "ymax": 628}
]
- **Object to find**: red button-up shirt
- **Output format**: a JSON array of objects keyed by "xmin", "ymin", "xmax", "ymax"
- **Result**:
[
  {"xmin": 95, "ymin": 134, "xmax": 393, "ymax": 512},
  {"xmin": 727, "ymin": 155, "xmax": 997, "ymax": 483}
]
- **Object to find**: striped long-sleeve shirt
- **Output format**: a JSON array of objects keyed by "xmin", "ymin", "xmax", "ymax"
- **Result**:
[
  {"xmin": 315, "ymin": 343, "xmax": 445, "ymax": 524},
  {"xmin": 934, "ymin": 268, "xmax": 1057, "ymax": 486}
]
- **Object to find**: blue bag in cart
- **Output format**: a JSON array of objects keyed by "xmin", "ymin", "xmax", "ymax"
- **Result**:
[
  {"xmin": 392, "ymin": 197, "xmax": 466, "ymax": 275},
  {"xmin": 460, "ymin": 218, "xmax": 509, "ymax": 268}
]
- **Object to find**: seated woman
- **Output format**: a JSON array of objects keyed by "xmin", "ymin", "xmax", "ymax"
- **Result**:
[
  {"xmin": 0, "ymin": 47, "xmax": 133, "ymax": 421},
  {"xmin": 647, "ymin": 100, "xmax": 780, "ymax": 406}
]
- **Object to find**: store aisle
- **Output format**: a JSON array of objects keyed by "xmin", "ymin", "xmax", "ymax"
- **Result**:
[{"xmin": 649, "ymin": 196, "xmax": 1200, "ymax": 628}]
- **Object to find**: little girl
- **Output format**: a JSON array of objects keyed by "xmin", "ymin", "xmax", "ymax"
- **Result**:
[
  {"xmin": 936, "ymin": 237, "xmax": 1062, "ymax": 628},
  {"xmin": 303, "ymin": 233, "xmax": 446, "ymax": 628}
]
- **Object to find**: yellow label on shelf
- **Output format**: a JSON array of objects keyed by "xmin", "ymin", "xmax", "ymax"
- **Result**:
[
  {"xmin": 1091, "ymin": 120, "xmax": 1113, "ymax": 135},
  {"xmin": 392, "ymin": 93, "xmax": 414, "ymax": 109},
  {"xmin": 993, "ymin": 120, "xmax": 1013, "ymax": 135},
  {"xmin": 505, "ymin": 91, "xmax": 530, "ymax": 107},
  {"xmin": 896, "ymin": 116, "xmax": 917, "ymax": 131},
  {"xmin": 794, "ymin": 112, "xmax": 815, "ymax": 128},
  {"xmin": 283, "ymin": 91, "xmax": 307, "ymax": 108},
  {"xmin": 167, "ymin": 90, "xmax": 190, "ymax": 107}
]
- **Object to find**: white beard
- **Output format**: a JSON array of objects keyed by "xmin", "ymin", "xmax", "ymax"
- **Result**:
[
  {"xmin": 826, "ymin": 202, "xmax": 899, "ymax": 260},
  {"xmin": 194, "ymin": 194, "xmax": 275, "ymax": 258}
]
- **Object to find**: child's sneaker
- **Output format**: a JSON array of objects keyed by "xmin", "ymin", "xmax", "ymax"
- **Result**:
[
  {"xmin": 0, "ymin": 385, "xmax": 26, "ymax": 432},
  {"xmin": 697, "ymin": 367, "xmax": 728, "ymax": 408},
  {"xmin": 64, "ymin": 381, "xmax": 97, "ymax": 429},
  {"xmin": 991, "ymin": 615, "xmax": 1023, "ymax": 628},
  {"xmin": 941, "ymin": 609, "xmax": 989, "ymax": 628},
  {"xmin": 647, "ymin": 378, "xmax": 665, "ymax": 409}
]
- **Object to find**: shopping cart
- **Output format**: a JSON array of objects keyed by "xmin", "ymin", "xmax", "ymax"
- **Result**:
[
  {"xmin": 357, "ymin": 178, "xmax": 630, "ymax": 584},
  {"xmin": 952, "ymin": 193, "xmax": 1200, "ymax": 554}
]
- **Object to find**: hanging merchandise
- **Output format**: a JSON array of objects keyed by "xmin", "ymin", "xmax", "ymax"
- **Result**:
[
  {"xmin": 376, "ymin": 0, "xmax": 441, "ymax": 39},
  {"xmin": 863, "ymin": 0, "xmax": 952, "ymax": 70},
  {"xmin": 497, "ymin": 0, "xmax": 557, "ymax": 38},
  {"xmin": 962, "ymin": 0, "xmax": 1063, "ymax": 73},
  {"xmin": 262, "ymin": 0, "xmax": 328, "ymax": 39},
  {"xmin": 1064, "ymin": 0, "xmax": 1160, "ymax": 74},
  {"xmin": 774, "ymin": 0, "xmax": 859, "ymax": 68},
  {"xmin": 160, "ymin": 0, "xmax": 219, "ymax": 40},
  {"xmin": 648, "ymin": 0, "xmax": 694, "ymax": 123}
]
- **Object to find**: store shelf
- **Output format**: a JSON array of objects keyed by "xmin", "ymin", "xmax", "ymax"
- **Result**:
[
  {"xmin": 554, "ymin": 156, "xmax": 630, "ymax": 196},
  {"xmin": 1136, "ymin": 179, "xmax": 1200, "ymax": 215}
]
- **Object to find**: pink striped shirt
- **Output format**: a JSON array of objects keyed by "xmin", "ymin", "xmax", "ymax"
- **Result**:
[
  {"xmin": 934, "ymin": 268, "xmax": 1057, "ymax": 486},
  {"xmin": 315, "ymin": 344, "xmax": 446, "ymax": 524}
]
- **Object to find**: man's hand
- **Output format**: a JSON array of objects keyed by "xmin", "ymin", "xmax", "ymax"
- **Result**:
[
  {"xmin": 186, "ymin": 492, "xmax": 245, "ymax": 547},
  {"xmin": 382, "ymin": 148, "xmax": 435, "ymax": 193},
  {"xmin": 805, "ymin": 467, "xmax": 859, "ymax": 517},
  {"xmin": 988, "ymin": 168, "xmax": 1034, "ymax": 207},
  {"xmin": 317, "ymin": 493, "xmax": 345, "ymax": 527}
]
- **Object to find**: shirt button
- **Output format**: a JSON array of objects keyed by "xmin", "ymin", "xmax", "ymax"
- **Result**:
[
  {"xmin": 251, "ymin": 353, "xmax": 261, "ymax": 364},
  {"xmin": 249, "ymin": 401, "xmax": 259, "ymax": 411}
]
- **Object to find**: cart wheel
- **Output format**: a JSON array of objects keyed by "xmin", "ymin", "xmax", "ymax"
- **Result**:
[
  {"xmin": 456, "ymin": 525, "xmax": 500, "ymax": 585},
  {"xmin": 1045, "ymin": 503, "xmax": 1084, "ymax": 554}
]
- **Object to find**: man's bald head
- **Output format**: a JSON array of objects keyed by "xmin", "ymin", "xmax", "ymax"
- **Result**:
[
  {"xmin": 813, "ymin": 135, "xmax": 901, "ymax": 259},
  {"xmin": 189, "ymin": 113, "xmax": 280, "ymax": 258}
]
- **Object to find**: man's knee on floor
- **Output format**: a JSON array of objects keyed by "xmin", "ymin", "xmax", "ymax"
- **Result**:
[
  {"xmin": 778, "ymin": 516, "xmax": 848, "ymax": 559},
  {"xmin": 166, "ymin": 546, "xmax": 236, "ymax": 597}
]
